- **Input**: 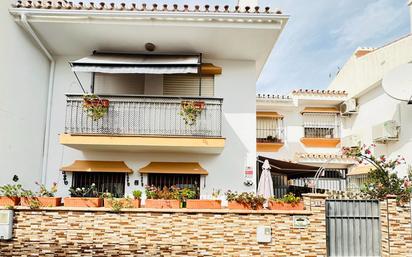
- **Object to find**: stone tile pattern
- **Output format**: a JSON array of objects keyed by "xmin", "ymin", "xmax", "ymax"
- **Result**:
[{"xmin": 0, "ymin": 194, "xmax": 410, "ymax": 257}]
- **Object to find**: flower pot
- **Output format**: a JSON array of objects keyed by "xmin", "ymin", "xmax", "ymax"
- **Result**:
[
  {"xmin": 228, "ymin": 201, "xmax": 263, "ymax": 210},
  {"xmin": 186, "ymin": 200, "xmax": 222, "ymax": 209},
  {"xmin": 91, "ymin": 99, "xmax": 101, "ymax": 107},
  {"xmin": 268, "ymin": 201, "xmax": 304, "ymax": 211},
  {"xmin": 21, "ymin": 197, "xmax": 62, "ymax": 207},
  {"xmin": 104, "ymin": 198, "xmax": 141, "ymax": 208},
  {"xmin": 194, "ymin": 101, "xmax": 205, "ymax": 109},
  {"xmin": 144, "ymin": 199, "xmax": 180, "ymax": 209},
  {"xmin": 101, "ymin": 99, "xmax": 110, "ymax": 108},
  {"xmin": 63, "ymin": 197, "xmax": 102, "ymax": 207},
  {"xmin": 0, "ymin": 196, "xmax": 20, "ymax": 206}
]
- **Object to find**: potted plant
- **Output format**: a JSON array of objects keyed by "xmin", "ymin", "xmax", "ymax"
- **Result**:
[
  {"xmin": 179, "ymin": 187, "xmax": 197, "ymax": 208},
  {"xmin": 82, "ymin": 94, "xmax": 109, "ymax": 121},
  {"xmin": 179, "ymin": 100, "xmax": 205, "ymax": 126},
  {"xmin": 21, "ymin": 182, "xmax": 61, "ymax": 207},
  {"xmin": 226, "ymin": 191, "xmax": 265, "ymax": 210},
  {"xmin": 268, "ymin": 193, "xmax": 304, "ymax": 210},
  {"xmin": 64, "ymin": 183, "xmax": 102, "ymax": 207},
  {"xmin": 103, "ymin": 190, "xmax": 142, "ymax": 209},
  {"xmin": 0, "ymin": 176, "xmax": 23, "ymax": 206},
  {"xmin": 144, "ymin": 186, "xmax": 180, "ymax": 209},
  {"xmin": 186, "ymin": 189, "xmax": 222, "ymax": 209}
]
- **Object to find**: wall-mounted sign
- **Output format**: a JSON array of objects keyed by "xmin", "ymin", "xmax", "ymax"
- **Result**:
[
  {"xmin": 293, "ymin": 215, "xmax": 309, "ymax": 229},
  {"xmin": 244, "ymin": 166, "xmax": 253, "ymax": 178}
]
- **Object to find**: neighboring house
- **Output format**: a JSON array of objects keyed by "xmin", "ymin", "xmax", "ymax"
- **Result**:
[
  {"xmin": 256, "ymin": 90, "xmax": 356, "ymax": 195},
  {"xmin": 328, "ymin": 34, "xmax": 412, "ymax": 183},
  {"xmin": 2, "ymin": 1, "xmax": 288, "ymax": 198}
]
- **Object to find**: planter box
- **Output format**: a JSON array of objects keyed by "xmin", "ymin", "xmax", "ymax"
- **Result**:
[
  {"xmin": 186, "ymin": 200, "xmax": 222, "ymax": 209},
  {"xmin": 0, "ymin": 196, "xmax": 20, "ymax": 206},
  {"xmin": 145, "ymin": 199, "xmax": 180, "ymax": 209},
  {"xmin": 228, "ymin": 201, "xmax": 263, "ymax": 210},
  {"xmin": 21, "ymin": 197, "xmax": 62, "ymax": 207},
  {"xmin": 104, "ymin": 198, "xmax": 141, "ymax": 208},
  {"xmin": 63, "ymin": 197, "xmax": 102, "ymax": 207},
  {"xmin": 268, "ymin": 201, "xmax": 304, "ymax": 211}
]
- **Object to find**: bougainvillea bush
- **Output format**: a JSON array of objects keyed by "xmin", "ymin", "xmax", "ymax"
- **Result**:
[{"xmin": 342, "ymin": 144, "xmax": 412, "ymax": 204}]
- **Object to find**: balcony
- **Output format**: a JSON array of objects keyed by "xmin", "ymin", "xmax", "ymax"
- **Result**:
[
  {"xmin": 60, "ymin": 94, "xmax": 225, "ymax": 154},
  {"xmin": 256, "ymin": 128, "xmax": 285, "ymax": 152}
]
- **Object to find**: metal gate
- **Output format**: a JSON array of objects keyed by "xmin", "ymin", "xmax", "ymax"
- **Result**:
[{"xmin": 326, "ymin": 200, "xmax": 381, "ymax": 257}]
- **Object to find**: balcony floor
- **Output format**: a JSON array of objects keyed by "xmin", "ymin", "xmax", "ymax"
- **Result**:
[{"xmin": 60, "ymin": 134, "xmax": 225, "ymax": 154}]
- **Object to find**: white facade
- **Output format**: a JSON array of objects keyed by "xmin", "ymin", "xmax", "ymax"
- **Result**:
[
  {"xmin": 329, "ymin": 34, "xmax": 412, "ymax": 176},
  {"xmin": 3, "ymin": 1, "xmax": 288, "ymax": 199}
]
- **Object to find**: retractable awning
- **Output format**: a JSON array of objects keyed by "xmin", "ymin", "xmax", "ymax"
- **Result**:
[
  {"xmin": 139, "ymin": 162, "xmax": 208, "ymax": 175},
  {"xmin": 256, "ymin": 112, "xmax": 283, "ymax": 119},
  {"xmin": 257, "ymin": 156, "xmax": 319, "ymax": 179},
  {"xmin": 60, "ymin": 160, "xmax": 133, "ymax": 173},
  {"xmin": 301, "ymin": 107, "xmax": 340, "ymax": 114},
  {"xmin": 348, "ymin": 165, "xmax": 374, "ymax": 176},
  {"xmin": 70, "ymin": 53, "xmax": 201, "ymax": 74}
]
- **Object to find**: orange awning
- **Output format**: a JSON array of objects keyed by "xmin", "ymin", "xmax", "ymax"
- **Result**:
[
  {"xmin": 139, "ymin": 162, "xmax": 208, "ymax": 175},
  {"xmin": 60, "ymin": 160, "xmax": 133, "ymax": 173},
  {"xmin": 301, "ymin": 107, "xmax": 340, "ymax": 114},
  {"xmin": 200, "ymin": 63, "xmax": 222, "ymax": 75},
  {"xmin": 256, "ymin": 112, "xmax": 283, "ymax": 119}
]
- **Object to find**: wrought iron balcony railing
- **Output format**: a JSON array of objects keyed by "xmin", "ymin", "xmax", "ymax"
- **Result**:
[
  {"xmin": 256, "ymin": 128, "xmax": 285, "ymax": 144},
  {"xmin": 64, "ymin": 94, "xmax": 223, "ymax": 138}
]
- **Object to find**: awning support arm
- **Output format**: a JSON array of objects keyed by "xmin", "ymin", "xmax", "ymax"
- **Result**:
[{"xmin": 69, "ymin": 63, "xmax": 86, "ymax": 94}]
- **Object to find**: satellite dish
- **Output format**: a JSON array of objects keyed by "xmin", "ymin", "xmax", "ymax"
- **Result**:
[{"xmin": 382, "ymin": 63, "xmax": 412, "ymax": 104}]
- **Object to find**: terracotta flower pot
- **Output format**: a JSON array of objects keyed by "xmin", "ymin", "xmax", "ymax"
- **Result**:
[
  {"xmin": 103, "ymin": 198, "xmax": 141, "ymax": 208},
  {"xmin": 63, "ymin": 197, "xmax": 102, "ymax": 207},
  {"xmin": 186, "ymin": 200, "xmax": 222, "ymax": 209},
  {"xmin": 101, "ymin": 99, "xmax": 110, "ymax": 108},
  {"xmin": 0, "ymin": 196, "xmax": 20, "ymax": 206},
  {"xmin": 228, "ymin": 201, "xmax": 263, "ymax": 210},
  {"xmin": 21, "ymin": 197, "xmax": 62, "ymax": 207},
  {"xmin": 268, "ymin": 201, "xmax": 304, "ymax": 211},
  {"xmin": 194, "ymin": 101, "xmax": 205, "ymax": 109},
  {"xmin": 144, "ymin": 199, "xmax": 180, "ymax": 209}
]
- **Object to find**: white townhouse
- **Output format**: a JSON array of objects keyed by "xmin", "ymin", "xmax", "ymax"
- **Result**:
[
  {"xmin": 256, "ymin": 90, "xmax": 356, "ymax": 195},
  {"xmin": 1, "ymin": 0, "xmax": 288, "ymax": 199}
]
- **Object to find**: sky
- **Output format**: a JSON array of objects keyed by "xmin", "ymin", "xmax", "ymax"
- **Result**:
[{"xmin": 106, "ymin": 0, "xmax": 410, "ymax": 94}]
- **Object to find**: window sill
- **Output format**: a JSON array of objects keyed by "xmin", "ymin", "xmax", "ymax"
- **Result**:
[
  {"xmin": 256, "ymin": 142, "xmax": 284, "ymax": 152},
  {"xmin": 300, "ymin": 138, "xmax": 340, "ymax": 148}
]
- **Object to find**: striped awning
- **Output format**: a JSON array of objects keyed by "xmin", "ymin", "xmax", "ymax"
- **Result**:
[
  {"xmin": 139, "ymin": 162, "xmax": 208, "ymax": 175},
  {"xmin": 301, "ymin": 107, "xmax": 340, "ymax": 114},
  {"xmin": 71, "ymin": 53, "xmax": 200, "ymax": 74},
  {"xmin": 60, "ymin": 160, "xmax": 133, "ymax": 173}
]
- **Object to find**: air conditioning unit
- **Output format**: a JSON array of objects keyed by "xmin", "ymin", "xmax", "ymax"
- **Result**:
[
  {"xmin": 341, "ymin": 134, "xmax": 361, "ymax": 148},
  {"xmin": 372, "ymin": 120, "xmax": 400, "ymax": 143},
  {"xmin": 340, "ymin": 99, "xmax": 358, "ymax": 115}
]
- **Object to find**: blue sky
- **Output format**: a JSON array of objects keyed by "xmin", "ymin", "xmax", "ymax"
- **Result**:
[{"xmin": 112, "ymin": 0, "xmax": 410, "ymax": 94}]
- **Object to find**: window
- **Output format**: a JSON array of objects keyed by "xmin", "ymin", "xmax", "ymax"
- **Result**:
[
  {"xmin": 72, "ymin": 172, "xmax": 125, "ymax": 197},
  {"xmin": 303, "ymin": 113, "xmax": 341, "ymax": 138},
  {"xmin": 147, "ymin": 173, "xmax": 200, "ymax": 197},
  {"xmin": 256, "ymin": 114, "xmax": 284, "ymax": 143},
  {"xmin": 163, "ymin": 75, "xmax": 214, "ymax": 96}
]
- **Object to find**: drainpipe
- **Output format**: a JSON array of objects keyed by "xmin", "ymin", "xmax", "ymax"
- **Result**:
[{"xmin": 20, "ymin": 13, "xmax": 55, "ymax": 184}]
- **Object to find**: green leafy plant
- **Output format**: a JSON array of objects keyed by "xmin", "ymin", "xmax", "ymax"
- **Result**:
[
  {"xmin": 270, "ymin": 193, "xmax": 301, "ymax": 206},
  {"xmin": 132, "ymin": 190, "xmax": 142, "ymax": 200},
  {"xmin": 179, "ymin": 101, "xmax": 204, "ymax": 126},
  {"xmin": 69, "ymin": 183, "xmax": 98, "ymax": 197},
  {"xmin": 82, "ymin": 94, "xmax": 109, "ymax": 121},
  {"xmin": 27, "ymin": 198, "xmax": 41, "ymax": 209},
  {"xmin": 343, "ymin": 144, "xmax": 412, "ymax": 204},
  {"xmin": 109, "ymin": 198, "xmax": 124, "ymax": 212},
  {"xmin": 145, "ymin": 185, "xmax": 180, "ymax": 200},
  {"xmin": 36, "ymin": 182, "xmax": 58, "ymax": 197},
  {"xmin": 0, "ymin": 176, "xmax": 23, "ymax": 197},
  {"xmin": 179, "ymin": 188, "xmax": 197, "ymax": 202},
  {"xmin": 225, "ymin": 191, "xmax": 265, "ymax": 210}
]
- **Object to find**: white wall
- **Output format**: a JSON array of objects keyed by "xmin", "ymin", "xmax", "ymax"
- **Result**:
[
  {"xmin": 44, "ymin": 57, "xmax": 257, "ymax": 198},
  {"xmin": 0, "ymin": 1, "xmax": 50, "ymax": 189}
]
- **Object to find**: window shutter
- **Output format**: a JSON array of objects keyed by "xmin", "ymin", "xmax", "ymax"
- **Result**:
[{"xmin": 163, "ymin": 75, "xmax": 214, "ymax": 96}]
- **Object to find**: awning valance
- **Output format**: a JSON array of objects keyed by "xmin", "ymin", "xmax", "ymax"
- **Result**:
[
  {"xmin": 301, "ymin": 107, "xmax": 340, "ymax": 114},
  {"xmin": 60, "ymin": 160, "xmax": 133, "ymax": 173},
  {"xmin": 257, "ymin": 156, "xmax": 319, "ymax": 179},
  {"xmin": 139, "ymin": 162, "xmax": 208, "ymax": 175},
  {"xmin": 256, "ymin": 112, "xmax": 283, "ymax": 119},
  {"xmin": 70, "ymin": 53, "xmax": 200, "ymax": 74}
]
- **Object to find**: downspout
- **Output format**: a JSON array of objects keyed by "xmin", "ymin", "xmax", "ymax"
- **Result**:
[{"xmin": 20, "ymin": 13, "xmax": 55, "ymax": 184}]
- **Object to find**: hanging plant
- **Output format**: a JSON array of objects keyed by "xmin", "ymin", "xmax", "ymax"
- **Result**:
[
  {"xmin": 82, "ymin": 94, "xmax": 109, "ymax": 121},
  {"xmin": 179, "ymin": 100, "xmax": 205, "ymax": 126}
]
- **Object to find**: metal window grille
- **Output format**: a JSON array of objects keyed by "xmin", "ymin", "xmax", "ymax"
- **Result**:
[
  {"xmin": 72, "ymin": 172, "xmax": 125, "ymax": 197},
  {"xmin": 148, "ymin": 173, "xmax": 200, "ymax": 195},
  {"xmin": 64, "ymin": 94, "xmax": 223, "ymax": 138},
  {"xmin": 347, "ymin": 174, "xmax": 369, "ymax": 191},
  {"xmin": 303, "ymin": 113, "xmax": 341, "ymax": 138},
  {"xmin": 256, "ymin": 117, "xmax": 284, "ymax": 143}
]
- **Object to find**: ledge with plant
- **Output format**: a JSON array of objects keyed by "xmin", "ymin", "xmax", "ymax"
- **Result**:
[
  {"xmin": 64, "ymin": 183, "xmax": 102, "ymax": 207},
  {"xmin": 268, "ymin": 193, "xmax": 304, "ymax": 210},
  {"xmin": 102, "ymin": 190, "xmax": 142, "ymax": 209},
  {"xmin": 20, "ymin": 182, "xmax": 61, "ymax": 207},
  {"xmin": 225, "ymin": 191, "xmax": 265, "ymax": 210},
  {"xmin": 186, "ymin": 189, "xmax": 222, "ymax": 209},
  {"xmin": 0, "ymin": 175, "xmax": 23, "ymax": 206},
  {"xmin": 144, "ymin": 186, "xmax": 181, "ymax": 209}
]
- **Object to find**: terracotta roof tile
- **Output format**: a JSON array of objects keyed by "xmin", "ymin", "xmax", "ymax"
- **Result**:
[
  {"xmin": 12, "ymin": 1, "xmax": 281, "ymax": 14},
  {"xmin": 292, "ymin": 89, "xmax": 347, "ymax": 96},
  {"xmin": 296, "ymin": 153, "xmax": 354, "ymax": 160}
]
